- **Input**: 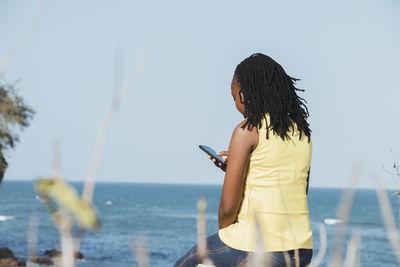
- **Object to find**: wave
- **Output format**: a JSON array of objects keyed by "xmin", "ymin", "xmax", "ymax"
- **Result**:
[
  {"xmin": 157, "ymin": 212, "xmax": 218, "ymax": 220},
  {"xmin": 322, "ymin": 218, "xmax": 386, "ymax": 227},
  {"xmin": 0, "ymin": 215, "xmax": 16, "ymax": 221},
  {"xmin": 324, "ymin": 218, "xmax": 343, "ymax": 225}
]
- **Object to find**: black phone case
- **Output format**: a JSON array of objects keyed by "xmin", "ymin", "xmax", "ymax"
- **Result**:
[{"xmin": 199, "ymin": 145, "xmax": 226, "ymax": 167}]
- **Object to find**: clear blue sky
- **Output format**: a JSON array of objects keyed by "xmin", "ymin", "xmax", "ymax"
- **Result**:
[{"xmin": 1, "ymin": 0, "xmax": 399, "ymax": 188}]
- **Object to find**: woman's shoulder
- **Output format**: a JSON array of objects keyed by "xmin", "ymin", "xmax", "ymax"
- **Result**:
[
  {"xmin": 231, "ymin": 119, "xmax": 259, "ymax": 151},
  {"xmin": 233, "ymin": 119, "xmax": 257, "ymax": 134}
]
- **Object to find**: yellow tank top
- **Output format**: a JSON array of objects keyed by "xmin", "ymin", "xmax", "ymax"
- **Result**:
[{"xmin": 218, "ymin": 114, "xmax": 313, "ymax": 252}]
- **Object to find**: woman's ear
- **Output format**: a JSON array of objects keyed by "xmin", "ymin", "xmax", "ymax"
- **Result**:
[{"xmin": 239, "ymin": 91, "xmax": 245, "ymax": 104}]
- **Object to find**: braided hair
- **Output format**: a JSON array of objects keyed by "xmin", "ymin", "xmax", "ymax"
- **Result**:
[{"xmin": 234, "ymin": 53, "xmax": 311, "ymax": 142}]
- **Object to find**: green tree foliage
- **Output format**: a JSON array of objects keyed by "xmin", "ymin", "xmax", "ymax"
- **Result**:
[
  {"xmin": 0, "ymin": 153, "xmax": 7, "ymax": 183},
  {"xmin": 0, "ymin": 80, "xmax": 35, "ymax": 183}
]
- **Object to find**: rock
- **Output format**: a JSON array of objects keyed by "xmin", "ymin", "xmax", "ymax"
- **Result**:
[
  {"xmin": 0, "ymin": 247, "xmax": 26, "ymax": 267},
  {"xmin": 74, "ymin": 251, "xmax": 84, "ymax": 260},
  {"xmin": 44, "ymin": 249, "xmax": 84, "ymax": 260},
  {"xmin": 29, "ymin": 257, "xmax": 53, "ymax": 265},
  {"xmin": 0, "ymin": 248, "xmax": 85, "ymax": 266},
  {"xmin": 0, "ymin": 258, "xmax": 23, "ymax": 267},
  {"xmin": 43, "ymin": 250, "xmax": 60, "ymax": 258},
  {"xmin": 15, "ymin": 260, "xmax": 26, "ymax": 266},
  {"xmin": 0, "ymin": 248, "xmax": 14, "ymax": 259}
]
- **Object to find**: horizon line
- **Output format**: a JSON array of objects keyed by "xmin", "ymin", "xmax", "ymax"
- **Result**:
[{"xmin": 2, "ymin": 178, "xmax": 398, "ymax": 190}]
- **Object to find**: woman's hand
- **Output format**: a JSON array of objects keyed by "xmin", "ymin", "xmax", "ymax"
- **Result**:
[{"xmin": 208, "ymin": 151, "xmax": 228, "ymax": 172}]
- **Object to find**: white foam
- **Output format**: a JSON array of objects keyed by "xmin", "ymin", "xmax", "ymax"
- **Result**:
[
  {"xmin": 0, "ymin": 215, "xmax": 15, "ymax": 221},
  {"xmin": 324, "ymin": 218, "xmax": 342, "ymax": 225}
]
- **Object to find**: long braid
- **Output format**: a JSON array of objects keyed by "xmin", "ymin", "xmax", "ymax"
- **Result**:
[{"xmin": 234, "ymin": 53, "xmax": 311, "ymax": 142}]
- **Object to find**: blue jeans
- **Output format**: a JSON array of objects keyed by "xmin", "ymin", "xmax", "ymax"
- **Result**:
[{"xmin": 174, "ymin": 232, "xmax": 313, "ymax": 267}]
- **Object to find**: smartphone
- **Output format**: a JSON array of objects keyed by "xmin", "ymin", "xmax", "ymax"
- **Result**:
[{"xmin": 199, "ymin": 145, "xmax": 226, "ymax": 167}]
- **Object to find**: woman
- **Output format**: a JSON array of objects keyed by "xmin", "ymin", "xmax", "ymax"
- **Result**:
[{"xmin": 174, "ymin": 53, "xmax": 313, "ymax": 267}]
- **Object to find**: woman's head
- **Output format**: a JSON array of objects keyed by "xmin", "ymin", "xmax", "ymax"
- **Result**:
[{"xmin": 233, "ymin": 53, "xmax": 311, "ymax": 141}]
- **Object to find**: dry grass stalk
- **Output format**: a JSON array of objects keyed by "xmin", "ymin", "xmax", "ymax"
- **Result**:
[
  {"xmin": 293, "ymin": 248, "xmax": 299, "ymax": 267},
  {"xmin": 82, "ymin": 53, "xmax": 146, "ymax": 204},
  {"xmin": 199, "ymin": 258, "xmax": 215, "ymax": 267},
  {"xmin": 245, "ymin": 215, "xmax": 271, "ymax": 267},
  {"xmin": 131, "ymin": 234, "xmax": 149, "ymax": 267},
  {"xmin": 52, "ymin": 139, "xmax": 63, "ymax": 180},
  {"xmin": 282, "ymin": 251, "xmax": 291, "ymax": 267},
  {"xmin": 328, "ymin": 162, "xmax": 361, "ymax": 267},
  {"xmin": 113, "ymin": 45, "xmax": 123, "ymax": 96},
  {"xmin": 40, "ymin": 52, "xmax": 145, "ymax": 266},
  {"xmin": 0, "ymin": 0, "xmax": 44, "ymax": 73},
  {"xmin": 47, "ymin": 141, "xmax": 75, "ymax": 267},
  {"xmin": 343, "ymin": 229, "xmax": 361, "ymax": 267},
  {"xmin": 276, "ymin": 182, "xmax": 299, "ymax": 267},
  {"xmin": 309, "ymin": 223, "xmax": 327, "ymax": 267},
  {"xmin": 27, "ymin": 215, "xmax": 39, "ymax": 267},
  {"xmin": 283, "ymin": 251, "xmax": 292, "ymax": 267},
  {"xmin": 373, "ymin": 173, "xmax": 400, "ymax": 264},
  {"xmin": 197, "ymin": 197, "xmax": 213, "ymax": 266},
  {"xmin": 58, "ymin": 209, "xmax": 75, "ymax": 267}
]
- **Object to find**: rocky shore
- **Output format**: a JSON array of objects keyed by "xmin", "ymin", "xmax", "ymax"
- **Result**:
[
  {"xmin": 0, "ymin": 248, "xmax": 25, "ymax": 267},
  {"xmin": 0, "ymin": 247, "xmax": 84, "ymax": 267}
]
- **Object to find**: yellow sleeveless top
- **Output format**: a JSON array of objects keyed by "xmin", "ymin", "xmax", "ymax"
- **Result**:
[{"xmin": 218, "ymin": 114, "xmax": 313, "ymax": 252}]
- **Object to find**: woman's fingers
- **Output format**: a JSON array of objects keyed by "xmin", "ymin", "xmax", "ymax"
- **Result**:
[
  {"xmin": 217, "ymin": 151, "xmax": 229, "ymax": 164},
  {"xmin": 217, "ymin": 151, "xmax": 228, "ymax": 156},
  {"xmin": 205, "ymin": 151, "xmax": 227, "ymax": 172},
  {"xmin": 209, "ymin": 156, "xmax": 219, "ymax": 164}
]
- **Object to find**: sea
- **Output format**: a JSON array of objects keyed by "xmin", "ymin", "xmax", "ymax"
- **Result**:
[{"xmin": 0, "ymin": 181, "xmax": 399, "ymax": 266}]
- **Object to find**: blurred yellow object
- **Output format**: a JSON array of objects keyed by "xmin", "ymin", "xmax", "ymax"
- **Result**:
[{"xmin": 36, "ymin": 178, "xmax": 99, "ymax": 230}]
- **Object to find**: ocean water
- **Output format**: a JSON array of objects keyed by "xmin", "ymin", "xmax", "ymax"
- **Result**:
[{"xmin": 0, "ymin": 181, "xmax": 399, "ymax": 266}]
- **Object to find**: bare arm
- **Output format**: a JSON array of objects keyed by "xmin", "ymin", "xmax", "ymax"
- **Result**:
[{"xmin": 218, "ymin": 121, "xmax": 258, "ymax": 229}]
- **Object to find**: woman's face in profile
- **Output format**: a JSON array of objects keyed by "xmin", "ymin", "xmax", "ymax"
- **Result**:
[{"xmin": 231, "ymin": 77, "xmax": 246, "ymax": 116}]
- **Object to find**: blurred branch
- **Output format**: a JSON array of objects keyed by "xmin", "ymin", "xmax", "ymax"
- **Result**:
[
  {"xmin": 197, "ymin": 197, "xmax": 214, "ymax": 266},
  {"xmin": 343, "ymin": 229, "xmax": 361, "ymax": 267},
  {"xmin": 277, "ymin": 182, "xmax": 299, "ymax": 267},
  {"xmin": 59, "ymin": 209, "xmax": 74, "ymax": 267},
  {"xmin": 0, "ymin": 0, "xmax": 44, "ymax": 73},
  {"xmin": 27, "ymin": 215, "xmax": 39, "ymax": 267},
  {"xmin": 82, "ymin": 53, "xmax": 146, "ymax": 203},
  {"xmin": 328, "ymin": 161, "xmax": 361, "ymax": 267},
  {"xmin": 197, "ymin": 198, "xmax": 207, "ymax": 261},
  {"xmin": 309, "ymin": 223, "xmax": 327, "ymax": 267},
  {"xmin": 246, "ymin": 215, "xmax": 270, "ymax": 267},
  {"xmin": 131, "ymin": 234, "xmax": 149, "ymax": 267},
  {"xmin": 52, "ymin": 139, "xmax": 63, "ymax": 180}
]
